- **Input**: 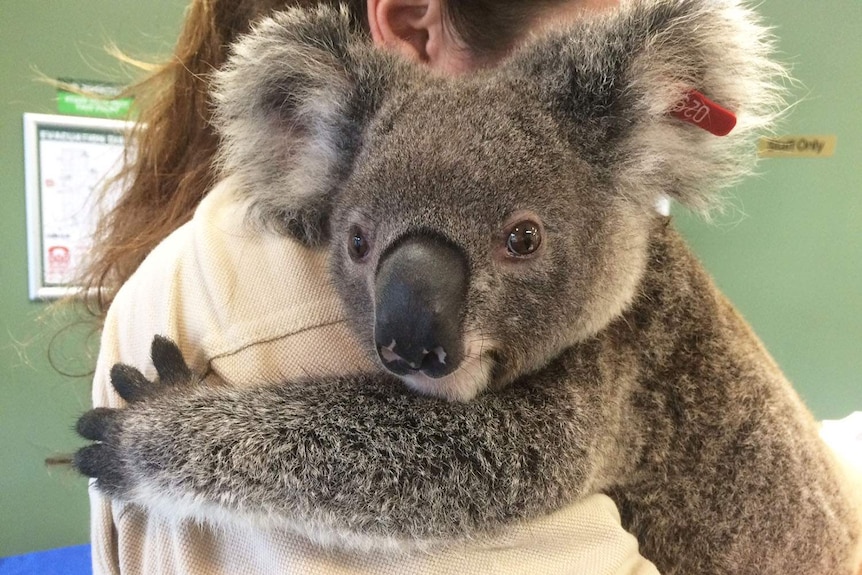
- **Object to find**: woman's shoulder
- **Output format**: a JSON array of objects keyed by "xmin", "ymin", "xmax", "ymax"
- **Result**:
[{"xmin": 106, "ymin": 176, "xmax": 348, "ymax": 373}]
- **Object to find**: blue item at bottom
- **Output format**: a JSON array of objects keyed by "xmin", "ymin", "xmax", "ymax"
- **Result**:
[{"xmin": 0, "ymin": 544, "xmax": 91, "ymax": 575}]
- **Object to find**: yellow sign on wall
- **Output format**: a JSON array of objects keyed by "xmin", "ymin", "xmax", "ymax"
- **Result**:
[{"xmin": 758, "ymin": 135, "xmax": 837, "ymax": 158}]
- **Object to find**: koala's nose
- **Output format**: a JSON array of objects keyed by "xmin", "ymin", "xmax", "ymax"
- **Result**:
[{"xmin": 374, "ymin": 234, "xmax": 467, "ymax": 379}]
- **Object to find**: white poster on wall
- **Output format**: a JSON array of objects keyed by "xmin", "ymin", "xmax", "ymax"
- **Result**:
[{"xmin": 24, "ymin": 113, "xmax": 131, "ymax": 300}]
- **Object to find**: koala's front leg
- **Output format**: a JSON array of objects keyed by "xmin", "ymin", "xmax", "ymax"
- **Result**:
[
  {"xmin": 75, "ymin": 336, "xmax": 204, "ymax": 497},
  {"xmin": 76, "ymin": 337, "xmax": 598, "ymax": 548}
]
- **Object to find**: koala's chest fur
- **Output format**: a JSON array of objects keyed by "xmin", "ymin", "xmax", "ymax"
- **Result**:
[{"xmin": 545, "ymin": 228, "xmax": 860, "ymax": 574}]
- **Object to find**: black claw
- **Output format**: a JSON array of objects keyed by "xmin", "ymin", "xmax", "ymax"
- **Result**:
[
  {"xmin": 74, "ymin": 444, "xmax": 128, "ymax": 496},
  {"xmin": 110, "ymin": 363, "xmax": 152, "ymax": 403},
  {"xmin": 76, "ymin": 408, "xmax": 119, "ymax": 441},
  {"xmin": 74, "ymin": 335, "xmax": 196, "ymax": 497},
  {"xmin": 151, "ymin": 335, "xmax": 193, "ymax": 387},
  {"xmin": 73, "ymin": 444, "xmax": 108, "ymax": 478}
]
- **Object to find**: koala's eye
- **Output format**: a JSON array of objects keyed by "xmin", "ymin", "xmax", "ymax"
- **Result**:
[
  {"xmin": 506, "ymin": 221, "xmax": 542, "ymax": 257},
  {"xmin": 348, "ymin": 225, "xmax": 370, "ymax": 261}
]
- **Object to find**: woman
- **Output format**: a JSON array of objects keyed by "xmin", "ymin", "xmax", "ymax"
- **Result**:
[
  {"xmin": 84, "ymin": 0, "xmax": 659, "ymax": 573},
  {"xmin": 82, "ymin": 0, "xmax": 619, "ymax": 308}
]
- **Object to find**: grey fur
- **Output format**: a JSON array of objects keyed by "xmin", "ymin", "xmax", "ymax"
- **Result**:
[{"xmin": 77, "ymin": 1, "xmax": 862, "ymax": 574}]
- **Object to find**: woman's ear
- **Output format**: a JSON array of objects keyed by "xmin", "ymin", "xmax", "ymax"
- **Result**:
[
  {"xmin": 368, "ymin": 0, "xmax": 473, "ymax": 73},
  {"xmin": 368, "ymin": 0, "xmax": 436, "ymax": 63}
]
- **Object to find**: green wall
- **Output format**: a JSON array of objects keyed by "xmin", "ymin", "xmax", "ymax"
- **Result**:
[
  {"xmin": 0, "ymin": 1, "xmax": 186, "ymax": 557},
  {"xmin": 0, "ymin": 0, "xmax": 859, "ymax": 559},
  {"xmin": 674, "ymin": 1, "xmax": 862, "ymax": 418}
]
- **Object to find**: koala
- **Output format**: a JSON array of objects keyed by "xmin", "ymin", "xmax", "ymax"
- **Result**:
[{"xmin": 75, "ymin": 1, "xmax": 862, "ymax": 574}]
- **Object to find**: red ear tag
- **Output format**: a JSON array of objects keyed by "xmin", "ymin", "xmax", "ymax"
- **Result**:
[{"xmin": 669, "ymin": 90, "xmax": 737, "ymax": 137}]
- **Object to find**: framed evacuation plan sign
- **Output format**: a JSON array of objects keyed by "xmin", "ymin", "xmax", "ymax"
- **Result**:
[{"xmin": 24, "ymin": 113, "xmax": 131, "ymax": 300}]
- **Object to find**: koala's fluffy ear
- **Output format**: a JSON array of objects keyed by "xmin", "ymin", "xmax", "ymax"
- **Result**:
[
  {"xmin": 212, "ymin": 6, "xmax": 396, "ymax": 245},
  {"xmin": 509, "ymin": 0, "xmax": 787, "ymax": 213}
]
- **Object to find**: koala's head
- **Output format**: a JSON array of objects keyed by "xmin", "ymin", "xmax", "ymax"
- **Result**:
[{"xmin": 213, "ymin": 1, "xmax": 784, "ymax": 401}]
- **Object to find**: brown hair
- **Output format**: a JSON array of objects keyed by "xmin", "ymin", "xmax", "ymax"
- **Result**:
[
  {"xmin": 81, "ymin": 0, "xmax": 572, "ymax": 319},
  {"xmin": 443, "ymin": 0, "xmax": 574, "ymax": 61},
  {"xmin": 81, "ymin": 0, "xmax": 364, "ymax": 317}
]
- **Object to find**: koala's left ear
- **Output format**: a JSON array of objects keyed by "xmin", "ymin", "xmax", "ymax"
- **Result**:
[
  {"xmin": 212, "ymin": 6, "xmax": 402, "ymax": 245},
  {"xmin": 508, "ymin": 0, "xmax": 787, "ymax": 213}
]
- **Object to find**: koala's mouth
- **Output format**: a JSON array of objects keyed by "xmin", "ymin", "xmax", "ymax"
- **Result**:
[
  {"xmin": 396, "ymin": 348, "xmax": 498, "ymax": 403},
  {"xmin": 377, "ymin": 341, "xmax": 451, "ymax": 378}
]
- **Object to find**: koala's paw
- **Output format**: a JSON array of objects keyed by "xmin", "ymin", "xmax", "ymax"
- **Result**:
[{"xmin": 74, "ymin": 336, "xmax": 197, "ymax": 496}]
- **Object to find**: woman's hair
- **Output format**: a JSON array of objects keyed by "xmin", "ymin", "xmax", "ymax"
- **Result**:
[
  {"xmin": 81, "ymin": 0, "xmax": 573, "ymax": 319},
  {"xmin": 443, "ymin": 0, "xmax": 572, "ymax": 61},
  {"xmin": 80, "ymin": 0, "xmax": 363, "ymax": 317}
]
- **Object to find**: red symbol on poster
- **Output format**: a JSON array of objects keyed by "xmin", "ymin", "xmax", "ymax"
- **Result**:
[{"xmin": 47, "ymin": 245, "xmax": 71, "ymax": 276}]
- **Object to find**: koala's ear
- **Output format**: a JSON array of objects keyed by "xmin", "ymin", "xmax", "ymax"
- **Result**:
[
  {"xmin": 212, "ymin": 6, "xmax": 398, "ymax": 245},
  {"xmin": 509, "ymin": 0, "xmax": 787, "ymax": 213}
]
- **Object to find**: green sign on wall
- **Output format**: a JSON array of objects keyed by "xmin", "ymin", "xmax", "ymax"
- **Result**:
[{"xmin": 56, "ymin": 79, "xmax": 133, "ymax": 119}]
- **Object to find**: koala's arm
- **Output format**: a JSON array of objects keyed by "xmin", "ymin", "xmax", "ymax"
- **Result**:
[{"xmin": 76, "ymin": 337, "xmax": 597, "ymax": 548}]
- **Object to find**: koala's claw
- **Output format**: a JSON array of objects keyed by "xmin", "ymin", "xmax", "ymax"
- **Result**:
[
  {"xmin": 110, "ymin": 363, "xmax": 152, "ymax": 403},
  {"xmin": 151, "ymin": 335, "xmax": 194, "ymax": 388},
  {"xmin": 110, "ymin": 336, "xmax": 195, "ymax": 403},
  {"xmin": 74, "ymin": 443, "xmax": 112, "ymax": 479},
  {"xmin": 75, "ymin": 336, "xmax": 196, "ymax": 494},
  {"xmin": 76, "ymin": 407, "xmax": 120, "ymax": 441},
  {"xmin": 74, "ymin": 441, "xmax": 130, "ymax": 496},
  {"xmin": 74, "ymin": 408, "xmax": 131, "ymax": 495}
]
